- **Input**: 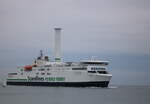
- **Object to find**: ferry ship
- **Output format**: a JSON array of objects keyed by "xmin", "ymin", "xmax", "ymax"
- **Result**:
[{"xmin": 6, "ymin": 28, "xmax": 112, "ymax": 87}]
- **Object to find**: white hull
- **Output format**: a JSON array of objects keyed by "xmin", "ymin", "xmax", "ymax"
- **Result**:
[{"xmin": 7, "ymin": 69, "xmax": 112, "ymax": 87}]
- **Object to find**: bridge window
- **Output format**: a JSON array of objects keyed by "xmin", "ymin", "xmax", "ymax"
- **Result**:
[
  {"xmin": 88, "ymin": 71, "xmax": 96, "ymax": 73},
  {"xmin": 97, "ymin": 71, "xmax": 107, "ymax": 74}
]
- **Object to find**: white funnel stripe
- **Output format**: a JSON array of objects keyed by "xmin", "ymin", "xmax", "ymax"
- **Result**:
[{"xmin": 54, "ymin": 28, "xmax": 61, "ymax": 62}]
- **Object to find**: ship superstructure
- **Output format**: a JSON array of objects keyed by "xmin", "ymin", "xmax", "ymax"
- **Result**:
[{"xmin": 6, "ymin": 28, "xmax": 112, "ymax": 87}]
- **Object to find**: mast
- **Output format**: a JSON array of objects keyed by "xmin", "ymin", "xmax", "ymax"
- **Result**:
[{"xmin": 40, "ymin": 50, "xmax": 43, "ymax": 59}]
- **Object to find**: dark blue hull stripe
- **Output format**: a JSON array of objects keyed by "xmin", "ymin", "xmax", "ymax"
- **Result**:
[{"xmin": 7, "ymin": 81, "xmax": 109, "ymax": 87}]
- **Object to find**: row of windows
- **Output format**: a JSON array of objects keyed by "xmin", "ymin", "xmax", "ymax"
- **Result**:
[
  {"xmin": 82, "ymin": 62, "xmax": 108, "ymax": 65},
  {"xmin": 72, "ymin": 68, "xmax": 87, "ymax": 70},
  {"xmin": 97, "ymin": 71, "xmax": 108, "ymax": 74},
  {"xmin": 38, "ymin": 68, "xmax": 47, "ymax": 71},
  {"xmin": 91, "ymin": 67, "xmax": 105, "ymax": 70},
  {"xmin": 38, "ymin": 68, "xmax": 67, "ymax": 71},
  {"xmin": 8, "ymin": 73, "xmax": 17, "ymax": 75},
  {"xmin": 88, "ymin": 71, "xmax": 108, "ymax": 74},
  {"xmin": 36, "ymin": 73, "xmax": 51, "ymax": 75},
  {"xmin": 20, "ymin": 73, "xmax": 51, "ymax": 75},
  {"xmin": 88, "ymin": 71, "xmax": 96, "ymax": 73}
]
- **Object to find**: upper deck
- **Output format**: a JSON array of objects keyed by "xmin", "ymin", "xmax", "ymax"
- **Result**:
[{"xmin": 80, "ymin": 60, "xmax": 109, "ymax": 66}]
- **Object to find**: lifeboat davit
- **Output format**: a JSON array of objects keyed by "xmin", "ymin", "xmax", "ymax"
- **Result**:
[{"xmin": 24, "ymin": 65, "xmax": 32, "ymax": 70}]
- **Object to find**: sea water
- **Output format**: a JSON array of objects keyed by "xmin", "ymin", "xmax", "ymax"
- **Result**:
[{"xmin": 0, "ymin": 85, "xmax": 150, "ymax": 104}]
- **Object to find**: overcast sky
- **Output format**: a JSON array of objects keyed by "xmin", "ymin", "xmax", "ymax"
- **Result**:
[
  {"xmin": 1, "ymin": 0, "xmax": 150, "ymax": 55},
  {"xmin": 0, "ymin": 0, "xmax": 150, "ymax": 85}
]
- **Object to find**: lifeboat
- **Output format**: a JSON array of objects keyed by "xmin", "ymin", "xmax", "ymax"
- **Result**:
[{"xmin": 24, "ymin": 65, "xmax": 32, "ymax": 71}]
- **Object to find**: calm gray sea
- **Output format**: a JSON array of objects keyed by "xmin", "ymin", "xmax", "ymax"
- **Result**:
[{"xmin": 0, "ymin": 86, "xmax": 150, "ymax": 104}]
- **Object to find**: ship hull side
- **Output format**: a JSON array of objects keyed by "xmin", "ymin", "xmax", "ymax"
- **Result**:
[{"xmin": 7, "ymin": 81, "xmax": 109, "ymax": 87}]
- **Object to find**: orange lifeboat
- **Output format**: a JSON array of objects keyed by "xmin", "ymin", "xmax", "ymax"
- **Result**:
[{"xmin": 24, "ymin": 65, "xmax": 32, "ymax": 71}]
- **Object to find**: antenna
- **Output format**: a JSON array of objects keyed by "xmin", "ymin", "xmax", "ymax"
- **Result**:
[{"xmin": 40, "ymin": 50, "xmax": 43, "ymax": 58}]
